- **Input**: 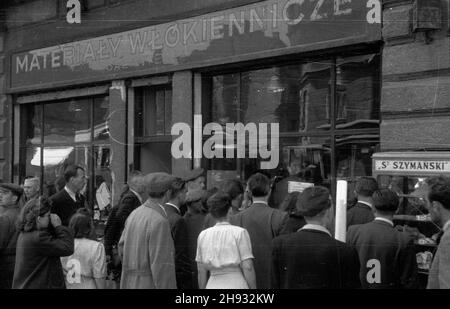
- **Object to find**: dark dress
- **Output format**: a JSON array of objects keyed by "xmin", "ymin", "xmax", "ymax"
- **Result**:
[
  {"xmin": 163, "ymin": 203, "xmax": 192, "ymax": 289},
  {"xmin": 49, "ymin": 189, "xmax": 86, "ymax": 227},
  {"xmin": 347, "ymin": 202, "xmax": 374, "ymax": 229},
  {"xmin": 12, "ymin": 226, "xmax": 74, "ymax": 289},
  {"xmin": 0, "ymin": 206, "xmax": 20, "ymax": 289},
  {"xmin": 271, "ymin": 228, "xmax": 361, "ymax": 289},
  {"xmin": 230, "ymin": 202, "xmax": 287, "ymax": 289},
  {"xmin": 184, "ymin": 211, "xmax": 206, "ymax": 289},
  {"xmin": 347, "ymin": 219, "xmax": 419, "ymax": 289}
]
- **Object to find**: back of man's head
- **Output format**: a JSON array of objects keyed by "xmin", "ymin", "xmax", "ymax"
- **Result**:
[
  {"xmin": 128, "ymin": 170, "xmax": 144, "ymax": 192},
  {"xmin": 247, "ymin": 173, "xmax": 270, "ymax": 197},
  {"xmin": 355, "ymin": 177, "xmax": 379, "ymax": 198},
  {"xmin": 372, "ymin": 189, "xmax": 399, "ymax": 215},
  {"xmin": 427, "ymin": 175, "xmax": 450, "ymax": 211}
]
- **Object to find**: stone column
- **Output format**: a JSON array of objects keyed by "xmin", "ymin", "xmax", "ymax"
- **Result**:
[
  {"xmin": 0, "ymin": 27, "xmax": 11, "ymax": 182},
  {"xmin": 172, "ymin": 71, "xmax": 193, "ymax": 176},
  {"xmin": 109, "ymin": 80, "xmax": 127, "ymax": 205}
]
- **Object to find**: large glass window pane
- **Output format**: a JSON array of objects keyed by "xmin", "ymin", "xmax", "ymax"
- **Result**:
[
  {"xmin": 139, "ymin": 142, "xmax": 172, "ymax": 174},
  {"xmin": 43, "ymin": 99, "xmax": 91, "ymax": 144},
  {"xmin": 240, "ymin": 62, "xmax": 332, "ymax": 132},
  {"xmin": 23, "ymin": 146, "xmax": 41, "ymax": 179},
  {"xmin": 336, "ymin": 54, "xmax": 380, "ymax": 129},
  {"xmin": 21, "ymin": 104, "xmax": 42, "ymax": 146},
  {"xmin": 93, "ymin": 96, "xmax": 110, "ymax": 141}
]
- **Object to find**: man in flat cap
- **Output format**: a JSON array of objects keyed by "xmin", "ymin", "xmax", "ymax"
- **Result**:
[
  {"xmin": 271, "ymin": 186, "xmax": 360, "ymax": 289},
  {"xmin": 0, "ymin": 183, "xmax": 24, "ymax": 289},
  {"xmin": 118, "ymin": 172, "xmax": 177, "ymax": 289},
  {"xmin": 181, "ymin": 168, "xmax": 205, "ymax": 193}
]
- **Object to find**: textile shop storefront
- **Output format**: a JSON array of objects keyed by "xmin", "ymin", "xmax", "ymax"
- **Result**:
[{"xmin": 8, "ymin": 0, "xmax": 382, "ymax": 213}]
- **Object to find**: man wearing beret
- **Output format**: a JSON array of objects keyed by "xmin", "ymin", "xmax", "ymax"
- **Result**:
[
  {"xmin": 118, "ymin": 172, "xmax": 177, "ymax": 289},
  {"xmin": 271, "ymin": 186, "xmax": 361, "ymax": 289},
  {"xmin": 347, "ymin": 189, "xmax": 418, "ymax": 289},
  {"xmin": 0, "ymin": 183, "xmax": 24, "ymax": 289},
  {"xmin": 178, "ymin": 168, "xmax": 205, "ymax": 215}
]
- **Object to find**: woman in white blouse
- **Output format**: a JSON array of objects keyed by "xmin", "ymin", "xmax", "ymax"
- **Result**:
[
  {"xmin": 61, "ymin": 209, "xmax": 107, "ymax": 289},
  {"xmin": 196, "ymin": 192, "xmax": 256, "ymax": 289}
]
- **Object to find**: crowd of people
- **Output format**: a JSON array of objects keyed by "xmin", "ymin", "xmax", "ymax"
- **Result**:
[{"xmin": 1, "ymin": 164, "xmax": 450, "ymax": 289}]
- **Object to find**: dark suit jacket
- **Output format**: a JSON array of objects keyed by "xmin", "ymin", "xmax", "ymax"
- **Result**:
[
  {"xmin": 269, "ymin": 176, "xmax": 302, "ymax": 209},
  {"xmin": 230, "ymin": 202, "xmax": 287, "ymax": 289},
  {"xmin": 183, "ymin": 212, "xmax": 206, "ymax": 289},
  {"xmin": 49, "ymin": 189, "xmax": 86, "ymax": 227},
  {"xmin": 347, "ymin": 202, "xmax": 374, "ymax": 229},
  {"xmin": 163, "ymin": 203, "xmax": 192, "ymax": 289},
  {"xmin": 104, "ymin": 190, "xmax": 141, "ymax": 257},
  {"xmin": 271, "ymin": 229, "xmax": 361, "ymax": 289},
  {"xmin": 347, "ymin": 219, "xmax": 419, "ymax": 289},
  {"xmin": 12, "ymin": 226, "xmax": 74, "ymax": 289},
  {"xmin": 0, "ymin": 206, "xmax": 20, "ymax": 289}
]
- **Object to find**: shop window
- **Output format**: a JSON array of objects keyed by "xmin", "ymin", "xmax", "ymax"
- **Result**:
[
  {"xmin": 86, "ymin": 0, "xmax": 106, "ymax": 10},
  {"xmin": 134, "ymin": 86, "xmax": 173, "ymax": 174},
  {"xmin": 205, "ymin": 53, "xmax": 380, "ymax": 191},
  {"xmin": 18, "ymin": 95, "xmax": 111, "ymax": 218}
]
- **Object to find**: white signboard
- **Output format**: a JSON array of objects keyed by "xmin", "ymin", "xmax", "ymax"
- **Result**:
[{"xmin": 374, "ymin": 160, "xmax": 450, "ymax": 173}]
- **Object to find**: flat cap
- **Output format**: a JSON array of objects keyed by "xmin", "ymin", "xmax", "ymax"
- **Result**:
[
  {"xmin": 145, "ymin": 172, "xmax": 177, "ymax": 194},
  {"xmin": 296, "ymin": 186, "xmax": 331, "ymax": 217},
  {"xmin": 178, "ymin": 168, "xmax": 204, "ymax": 182},
  {"xmin": 0, "ymin": 183, "xmax": 24, "ymax": 197},
  {"xmin": 185, "ymin": 189, "xmax": 207, "ymax": 203}
]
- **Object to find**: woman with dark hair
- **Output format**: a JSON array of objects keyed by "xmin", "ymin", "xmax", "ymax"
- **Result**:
[
  {"xmin": 12, "ymin": 197, "xmax": 74, "ymax": 289},
  {"xmin": 279, "ymin": 192, "xmax": 307, "ymax": 235},
  {"xmin": 196, "ymin": 192, "xmax": 256, "ymax": 289},
  {"xmin": 61, "ymin": 209, "xmax": 107, "ymax": 289}
]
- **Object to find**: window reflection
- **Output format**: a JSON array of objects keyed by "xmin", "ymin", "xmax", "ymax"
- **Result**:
[
  {"xmin": 44, "ymin": 99, "xmax": 91, "ymax": 144},
  {"xmin": 94, "ymin": 97, "xmax": 110, "ymax": 141}
]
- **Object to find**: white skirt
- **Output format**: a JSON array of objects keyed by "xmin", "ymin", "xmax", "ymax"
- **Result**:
[{"xmin": 206, "ymin": 267, "xmax": 249, "ymax": 289}]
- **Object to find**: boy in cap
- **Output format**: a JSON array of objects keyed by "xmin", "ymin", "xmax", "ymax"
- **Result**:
[
  {"xmin": 0, "ymin": 183, "xmax": 24, "ymax": 288},
  {"xmin": 347, "ymin": 189, "xmax": 418, "ymax": 289},
  {"xmin": 118, "ymin": 172, "xmax": 177, "ymax": 289},
  {"xmin": 271, "ymin": 186, "xmax": 360, "ymax": 289}
]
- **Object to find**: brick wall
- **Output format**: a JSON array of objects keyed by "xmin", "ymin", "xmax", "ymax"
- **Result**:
[{"xmin": 381, "ymin": 0, "xmax": 450, "ymax": 150}]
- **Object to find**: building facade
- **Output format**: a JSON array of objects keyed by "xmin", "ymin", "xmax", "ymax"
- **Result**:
[{"xmin": 0, "ymin": 0, "xmax": 447, "ymax": 211}]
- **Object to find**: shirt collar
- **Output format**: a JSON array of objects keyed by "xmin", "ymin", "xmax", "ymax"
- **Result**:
[
  {"xmin": 165, "ymin": 202, "xmax": 180, "ymax": 213},
  {"xmin": 375, "ymin": 217, "xmax": 394, "ymax": 227},
  {"xmin": 443, "ymin": 220, "xmax": 450, "ymax": 233},
  {"xmin": 358, "ymin": 200, "xmax": 373, "ymax": 209},
  {"xmin": 130, "ymin": 189, "xmax": 143, "ymax": 204},
  {"xmin": 299, "ymin": 224, "xmax": 332, "ymax": 237},
  {"xmin": 252, "ymin": 201, "xmax": 269, "ymax": 207},
  {"xmin": 64, "ymin": 186, "xmax": 77, "ymax": 202}
]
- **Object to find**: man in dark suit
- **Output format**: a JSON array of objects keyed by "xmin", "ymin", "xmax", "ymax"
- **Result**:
[
  {"xmin": 0, "ymin": 183, "xmax": 24, "ymax": 289},
  {"xmin": 103, "ymin": 171, "xmax": 145, "ymax": 283},
  {"xmin": 271, "ymin": 186, "xmax": 360, "ymax": 289},
  {"xmin": 231, "ymin": 173, "xmax": 287, "ymax": 289},
  {"xmin": 425, "ymin": 176, "xmax": 450, "ymax": 289},
  {"xmin": 347, "ymin": 189, "xmax": 418, "ymax": 289},
  {"xmin": 347, "ymin": 177, "xmax": 379, "ymax": 228},
  {"xmin": 162, "ymin": 177, "xmax": 191, "ymax": 289},
  {"xmin": 49, "ymin": 165, "xmax": 87, "ymax": 227}
]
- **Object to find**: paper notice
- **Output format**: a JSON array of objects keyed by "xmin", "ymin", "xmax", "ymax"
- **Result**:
[{"xmin": 287, "ymin": 181, "xmax": 313, "ymax": 193}]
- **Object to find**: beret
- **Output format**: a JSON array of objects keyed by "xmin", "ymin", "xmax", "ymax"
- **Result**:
[
  {"xmin": 178, "ymin": 168, "xmax": 205, "ymax": 182},
  {"xmin": 0, "ymin": 183, "xmax": 24, "ymax": 197},
  {"xmin": 185, "ymin": 189, "xmax": 206, "ymax": 203},
  {"xmin": 144, "ymin": 173, "xmax": 177, "ymax": 194},
  {"xmin": 296, "ymin": 186, "xmax": 331, "ymax": 217}
]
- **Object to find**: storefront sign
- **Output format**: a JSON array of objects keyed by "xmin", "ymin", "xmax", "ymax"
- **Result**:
[
  {"xmin": 374, "ymin": 159, "xmax": 450, "ymax": 174},
  {"xmin": 10, "ymin": 0, "xmax": 381, "ymax": 92}
]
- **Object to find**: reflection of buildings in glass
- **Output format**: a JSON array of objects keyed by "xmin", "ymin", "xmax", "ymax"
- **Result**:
[{"xmin": 298, "ymin": 63, "xmax": 330, "ymax": 131}]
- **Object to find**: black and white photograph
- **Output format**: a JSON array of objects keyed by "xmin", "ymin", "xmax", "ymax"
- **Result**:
[{"xmin": 0, "ymin": 0, "xmax": 449, "ymax": 297}]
